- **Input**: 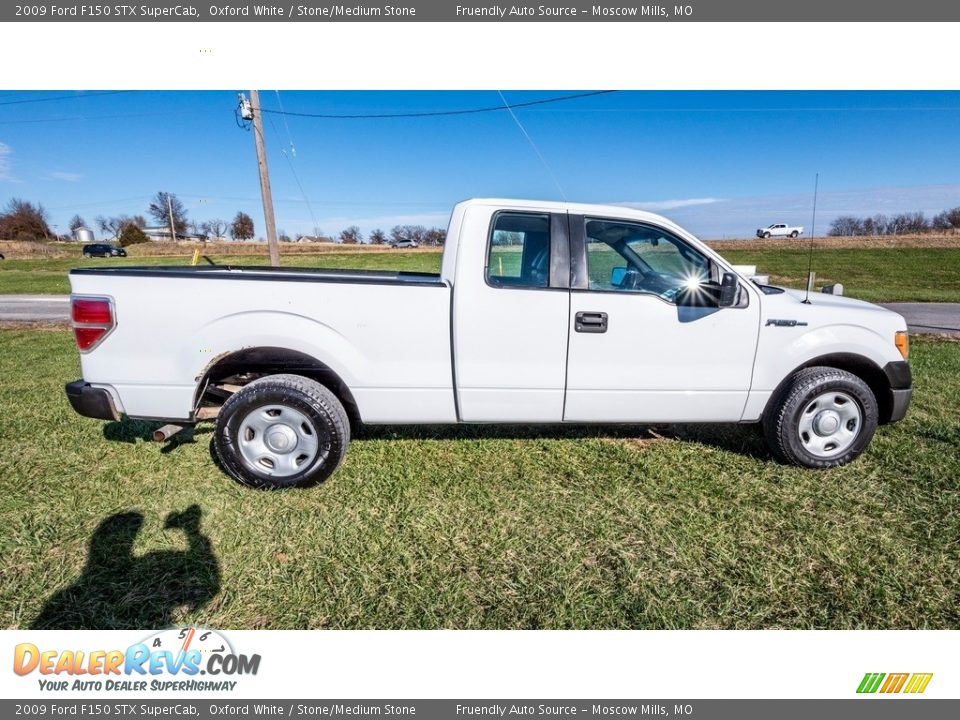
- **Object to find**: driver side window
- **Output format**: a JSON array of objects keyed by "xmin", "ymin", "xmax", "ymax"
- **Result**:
[{"xmin": 585, "ymin": 218, "xmax": 712, "ymax": 302}]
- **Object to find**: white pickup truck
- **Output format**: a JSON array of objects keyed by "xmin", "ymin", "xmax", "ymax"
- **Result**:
[
  {"xmin": 756, "ymin": 223, "xmax": 803, "ymax": 238},
  {"xmin": 66, "ymin": 199, "xmax": 912, "ymax": 489}
]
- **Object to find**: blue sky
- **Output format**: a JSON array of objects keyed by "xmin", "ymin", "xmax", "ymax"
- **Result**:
[{"xmin": 1, "ymin": 90, "xmax": 959, "ymax": 239}]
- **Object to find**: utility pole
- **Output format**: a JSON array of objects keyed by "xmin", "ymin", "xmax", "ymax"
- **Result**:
[
  {"xmin": 249, "ymin": 90, "xmax": 280, "ymax": 266},
  {"xmin": 166, "ymin": 193, "xmax": 177, "ymax": 242}
]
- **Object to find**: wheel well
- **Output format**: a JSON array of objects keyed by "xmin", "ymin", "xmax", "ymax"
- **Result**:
[
  {"xmin": 194, "ymin": 347, "xmax": 361, "ymax": 429},
  {"xmin": 766, "ymin": 353, "xmax": 894, "ymax": 424}
]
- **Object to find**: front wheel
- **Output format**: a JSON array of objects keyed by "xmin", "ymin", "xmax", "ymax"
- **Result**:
[
  {"xmin": 790, "ymin": 230, "xmax": 799, "ymax": 238},
  {"xmin": 763, "ymin": 367, "xmax": 878, "ymax": 468},
  {"xmin": 763, "ymin": 232, "xmax": 771, "ymax": 238},
  {"xmin": 214, "ymin": 374, "xmax": 350, "ymax": 489}
]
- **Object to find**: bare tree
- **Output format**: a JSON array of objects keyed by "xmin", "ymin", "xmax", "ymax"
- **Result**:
[
  {"xmin": 339, "ymin": 226, "xmax": 362, "ymax": 244},
  {"xmin": 188, "ymin": 220, "xmax": 208, "ymax": 240},
  {"xmin": 423, "ymin": 227, "xmax": 446, "ymax": 246},
  {"xmin": 828, "ymin": 216, "xmax": 864, "ymax": 237},
  {"xmin": 204, "ymin": 219, "xmax": 229, "ymax": 240},
  {"xmin": 68, "ymin": 214, "xmax": 87, "ymax": 232},
  {"xmin": 95, "ymin": 214, "xmax": 137, "ymax": 241},
  {"xmin": 368, "ymin": 228, "xmax": 386, "ymax": 245},
  {"xmin": 148, "ymin": 191, "xmax": 188, "ymax": 236}
]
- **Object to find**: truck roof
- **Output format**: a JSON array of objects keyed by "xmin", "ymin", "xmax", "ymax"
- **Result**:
[{"xmin": 460, "ymin": 197, "xmax": 681, "ymax": 228}]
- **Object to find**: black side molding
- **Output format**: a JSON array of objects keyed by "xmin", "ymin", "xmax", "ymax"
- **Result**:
[
  {"xmin": 883, "ymin": 361, "xmax": 912, "ymax": 390},
  {"xmin": 65, "ymin": 380, "xmax": 120, "ymax": 421}
]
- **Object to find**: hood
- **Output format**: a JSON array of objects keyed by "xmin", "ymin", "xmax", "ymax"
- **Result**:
[{"xmin": 761, "ymin": 286, "xmax": 908, "ymax": 332}]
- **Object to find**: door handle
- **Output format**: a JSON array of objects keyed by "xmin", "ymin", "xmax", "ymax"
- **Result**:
[{"xmin": 575, "ymin": 311, "xmax": 608, "ymax": 333}]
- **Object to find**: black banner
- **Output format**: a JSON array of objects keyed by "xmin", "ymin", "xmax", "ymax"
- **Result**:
[{"xmin": 6, "ymin": 0, "xmax": 960, "ymax": 22}]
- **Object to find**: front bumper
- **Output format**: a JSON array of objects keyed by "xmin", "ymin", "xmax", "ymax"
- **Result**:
[
  {"xmin": 65, "ymin": 380, "xmax": 120, "ymax": 421},
  {"xmin": 883, "ymin": 361, "xmax": 912, "ymax": 423}
]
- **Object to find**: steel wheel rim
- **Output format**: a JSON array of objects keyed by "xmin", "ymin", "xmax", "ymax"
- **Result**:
[
  {"xmin": 237, "ymin": 404, "xmax": 322, "ymax": 477},
  {"xmin": 797, "ymin": 391, "xmax": 862, "ymax": 458}
]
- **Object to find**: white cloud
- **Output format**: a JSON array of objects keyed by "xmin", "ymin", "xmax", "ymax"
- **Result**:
[
  {"xmin": 50, "ymin": 171, "xmax": 83, "ymax": 182},
  {"xmin": 615, "ymin": 197, "xmax": 722, "ymax": 211},
  {"xmin": 0, "ymin": 143, "xmax": 15, "ymax": 182}
]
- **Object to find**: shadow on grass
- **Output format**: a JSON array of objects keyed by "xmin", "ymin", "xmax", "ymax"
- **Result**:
[
  {"xmin": 30, "ymin": 505, "xmax": 220, "ymax": 629},
  {"xmin": 103, "ymin": 419, "xmax": 212, "ymax": 454},
  {"xmin": 355, "ymin": 422, "xmax": 773, "ymax": 460}
]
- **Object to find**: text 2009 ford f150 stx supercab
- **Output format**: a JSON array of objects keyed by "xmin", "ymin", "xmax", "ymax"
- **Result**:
[{"xmin": 65, "ymin": 199, "xmax": 912, "ymax": 489}]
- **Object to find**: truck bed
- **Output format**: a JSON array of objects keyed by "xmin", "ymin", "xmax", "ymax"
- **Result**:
[{"xmin": 69, "ymin": 265, "xmax": 455, "ymax": 423}]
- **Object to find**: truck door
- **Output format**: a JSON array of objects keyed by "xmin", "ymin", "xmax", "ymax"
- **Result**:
[
  {"xmin": 453, "ymin": 208, "xmax": 571, "ymax": 422},
  {"xmin": 563, "ymin": 215, "xmax": 760, "ymax": 423}
]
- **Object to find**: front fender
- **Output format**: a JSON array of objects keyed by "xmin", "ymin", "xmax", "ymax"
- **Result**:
[{"xmin": 751, "ymin": 323, "xmax": 900, "ymax": 393}]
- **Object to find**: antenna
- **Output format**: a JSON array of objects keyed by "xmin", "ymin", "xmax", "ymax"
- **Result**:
[{"xmin": 802, "ymin": 173, "xmax": 819, "ymax": 304}]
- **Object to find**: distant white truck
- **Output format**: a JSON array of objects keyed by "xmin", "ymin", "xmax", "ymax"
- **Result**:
[
  {"xmin": 65, "ymin": 198, "xmax": 911, "ymax": 489},
  {"xmin": 757, "ymin": 223, "xmax": 803, "ymax": 239}
]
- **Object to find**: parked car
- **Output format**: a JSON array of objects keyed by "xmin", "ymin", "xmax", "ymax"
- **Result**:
[
  {"xmin": 756, "ymin": 223, "xmax": 803, "ymax": 238},
  {"xmin": 65, "ymin": 198, "xmax": 911, "ymax": 489},
  {"xmin": 82, "ymin": 243, "xmax": 127, "ymax": 258},
  {"xmin": 390, "ymin": 239, "xmax": 418, "ymax": 249}
]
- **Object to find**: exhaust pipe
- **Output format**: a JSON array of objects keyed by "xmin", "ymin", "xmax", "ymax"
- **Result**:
[{"xmin": 153, "ymin": 424, "xmax": 184, "ymax": 442}]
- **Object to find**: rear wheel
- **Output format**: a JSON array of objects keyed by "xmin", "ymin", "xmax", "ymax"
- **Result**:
[
  {"xmin": 763, "ymin": 367, "xmax": 878, "ymax": 468},
  {"xmin": 214, "ymin": 374, "xmax": 350, "ymax": 489}
]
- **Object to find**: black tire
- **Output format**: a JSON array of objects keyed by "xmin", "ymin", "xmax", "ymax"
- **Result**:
[
  {"xmin": 763, "ymin": 232, "xmax": 771, "ymax": 238},
  {"xmin": 83, "ymin": 252, "xmax": 91, "ymax": 258},
  {"xmin": 790, "ymin": 230, "xmax": 799, "ymax": 238},
  {"xmin": 214, "ymin": 374, "xmax": 350, "ymax": 489},
  {"xmin": 763, "ymin": 367, "xmax": 878, "ymax": 469}
]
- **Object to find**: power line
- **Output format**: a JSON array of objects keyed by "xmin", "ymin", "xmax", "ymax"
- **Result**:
[
  {"xmin": 497, "ymin": 90, "xmax": 567, "ymax": 201},
  {"xmin": 259, "ymin": 90, "xmax": 618, "ymax": 119},
  {"xmin": 0, "ymin": 110, "xmax": 208, "ymax": 125},
  {"xmin": 264, "ymin": 105, "xmax": 321, "ymax": 236},
  {"xmin": 0, "ymin": 90, "xmax": 134, "ymax": 107}
]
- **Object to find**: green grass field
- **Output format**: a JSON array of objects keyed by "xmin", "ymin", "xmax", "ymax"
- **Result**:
[
  {"xmin": 1, "ymin": 246, "xmax": 958, "ymax": 302},
  {"xmin": 1, "ymin": 330, "xmax": 957, "ymax": 629}
]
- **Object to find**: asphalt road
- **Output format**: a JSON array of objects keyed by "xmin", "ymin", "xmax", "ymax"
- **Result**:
[
  {"xmin": 0, "ymin": 295, "xmax": 957, "ymax": 335},
  {"xmin": 881, "ymin": 303, "xmax": 960, "ymax": 335},
  {"xmin": 0, "ymin": 295, "xmax": 71, "ymax": 323}
]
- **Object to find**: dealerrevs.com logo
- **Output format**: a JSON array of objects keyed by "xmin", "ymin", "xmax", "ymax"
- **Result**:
[
  {"xmin": 857, "ymin": 673, "xmax": 933, "ymax": 694},
  {"xmin": 13, "ymin": 628, "xmax": 260, "ymax": 692}
]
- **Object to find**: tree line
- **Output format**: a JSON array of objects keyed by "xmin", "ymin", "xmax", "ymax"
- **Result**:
[
  {"xmin": 0, "ymin": 192, "xmax": 257, "ymax": 246},
  {"xmin": 829, "ymin": 206, "xmax": 960, "ymax": 236},
  {"xmin": 337, "ymin": 224, "xmax": 446, "ymax": 246},
  {"xmin": 1, "ymin": 191, "xmax": 446, "ymax": 247}
]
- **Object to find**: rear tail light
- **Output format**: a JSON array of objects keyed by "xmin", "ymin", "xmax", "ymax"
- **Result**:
[{"xmin": 71, "ymin": 295, "xmax": 115, "ymax": 352}]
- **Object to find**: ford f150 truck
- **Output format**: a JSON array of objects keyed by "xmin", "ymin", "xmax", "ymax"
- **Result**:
[
  {"xmin": 756, "ymin": 223, "xmax": 803, "ymax": 238},
  {"xmin": 65, "ymin": 199, "xmax": 912, "ymax": 489}
]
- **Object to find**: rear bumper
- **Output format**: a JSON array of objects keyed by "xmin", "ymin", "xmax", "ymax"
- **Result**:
[
  {"xmin": 883, "ymin": 361, "xmax": 912, "ymax": 423},
  {"xmin": 65, "ymin": 380, "xmax": 120, "ymax": 421}
]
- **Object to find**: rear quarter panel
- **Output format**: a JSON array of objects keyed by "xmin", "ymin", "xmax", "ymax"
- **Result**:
[{"xmin": 69, "ymin": 273, "xmax": 455, "ymax": 423}]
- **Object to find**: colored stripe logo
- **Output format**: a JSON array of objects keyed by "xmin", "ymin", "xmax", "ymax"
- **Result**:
[{"xmin": 857, "ymin": 672, "xmax": 933, "ymax": 694}]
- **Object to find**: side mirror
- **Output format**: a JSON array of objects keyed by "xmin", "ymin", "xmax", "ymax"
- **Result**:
[
  {"xmin": 718, "ymin": 272, "xmax": 739, "ymax": 307},
  {"xmin": 610, "ymin": 266, "xmax": 627, "ymax": 287}
]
